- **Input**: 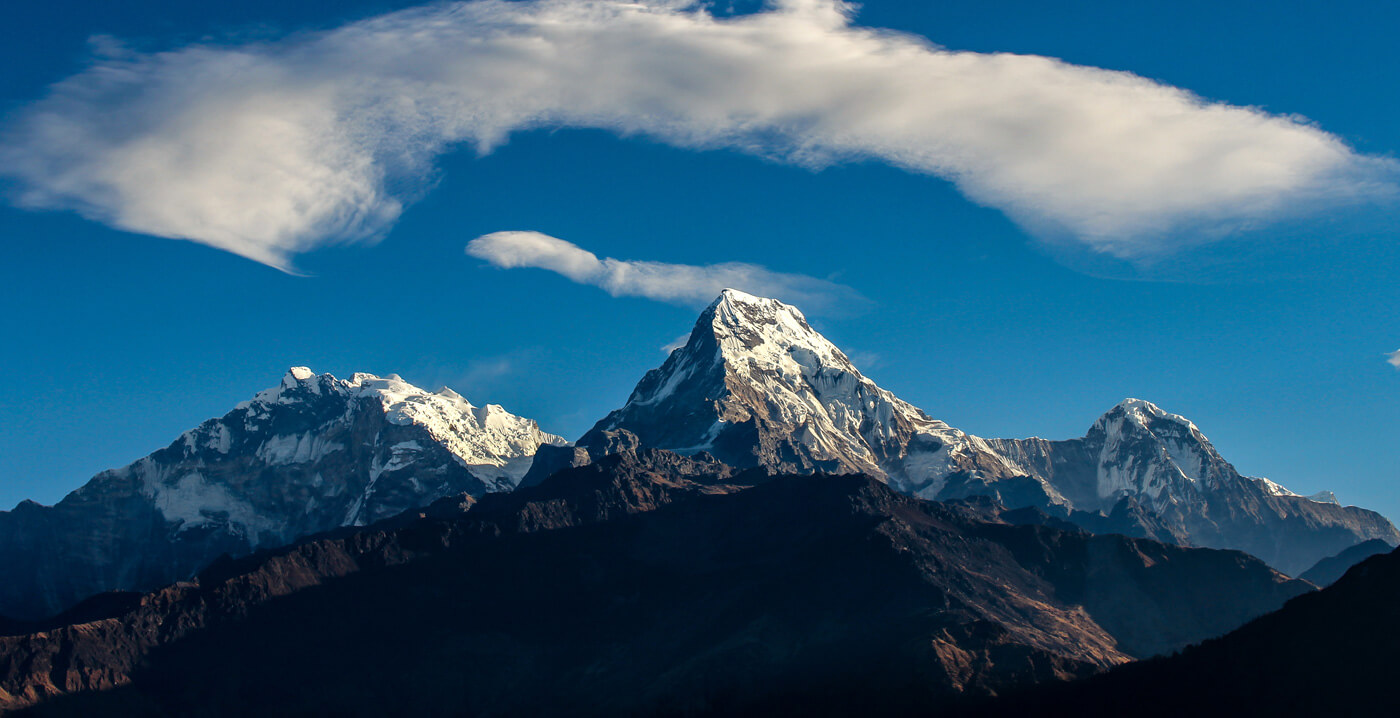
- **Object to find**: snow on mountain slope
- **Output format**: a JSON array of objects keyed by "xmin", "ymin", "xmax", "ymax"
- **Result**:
[
  {"xmin": 0, "ymin": 368, "xmax": 564, "ymax": 620},
  {"xmin": 1090, "ymin": 398, "xmax": 1236, "ymax": 510},
  {"xmin": 579, "ymin": 289, "xmax": 1042, "ymax": 501},
  {"xmin": 990, "ymin": 399, "xmax": 1400, "ymax": 574},
  {"xmin": 991, "ymin": 398, "xmax": 1331, "ymax": 516},
  {"xmin": 572, "ymin": 289, "xmax": 1396, "ymax": 575},
  {"xmin": 157, "ymin": 367, "xmax": 564, "ymax": 529}
]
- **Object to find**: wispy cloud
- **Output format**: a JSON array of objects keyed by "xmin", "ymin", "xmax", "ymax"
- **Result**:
[
  {"xmin": 454, "ymin": 355, "xmax": 516, "ymax": 390},
  {"xmin": 1387, "ymin": 349, "xmax": 1400, "ymax": 369},
  {"xmin": 3, "ymin": 0, "xmax": 1396, "ymax": 270},
  {"xmin": 661, "ymin": 333, "xmax": 691, "ymax": 354},
  {"xmin": 411, "ymin": 352, "xmax": 523, "ymax": 402},
  {"xmin": 466, "ymin": 230, "xmax": 864, "ymax": 311},
  {"xmin": 845, "ymin": 350, "xmax": 883, "ymax": 371}
]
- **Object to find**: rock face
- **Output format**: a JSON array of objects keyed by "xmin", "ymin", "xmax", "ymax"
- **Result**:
[
  {"xmin": 569, "ymin": 290, "xmax": 1397, "ymax": 575},
  {"xmin": 0, "ymin": 368, "xmax": 563, "ymax": 620},
  {"xmin": 0, "ymin": 451, "xmax": 1309, "ymax": 716}
]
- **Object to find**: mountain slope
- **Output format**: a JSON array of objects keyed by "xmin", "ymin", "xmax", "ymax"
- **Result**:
[
  {"xmin": 0, "ymin": 368, "xmax": 563, "ymax": 620},
  {"xmin": 960, "ymin": 545, "xmax": 1400, "ymax": 717},
  {"xmin": 572, "ymin": 289, "xmax": 1033, "ymax": 500},
  {"xmin": 1298, "ymin": 538, "xmax": 1393, "ymax": 587},
  {"xmin": 1, "ymin": 452, "xmax": 1308, "ymax": 716},
  {"xmin": 564, "ymin": 290, "xmax": 1396, "ymax": 575},
  {"xmin": 989, "ymin": 400, "xmax": 1399, "ymax": 575}
]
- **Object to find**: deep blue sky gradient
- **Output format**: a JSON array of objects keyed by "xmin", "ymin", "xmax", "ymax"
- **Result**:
[{"xmin": 2, "ymin": 1, "xmax": 1397, "ymax": 520}]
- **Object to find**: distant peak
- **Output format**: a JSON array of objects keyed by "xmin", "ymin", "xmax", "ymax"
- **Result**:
[
  {"xmin": 1115, "ymin": 397, "xmax": 1158, "ymax": 413},
  {"xmin": 1112, "ymin": 398, "xmax": 1196, "ymax": 429},
  {"xmin": 712, "ymin": 287, "xmax": 763, "ymax": 305},
  {"xmin": 280, "ymin": 366, "xmax": 323, "ymax": 392},
  {"xmin": 706, "ymin": 290, "xmax": 812, "ymax": 333},
  {"xmin": 689, "ymin": 290, "xmax": 851, "ymax": 373},
  {"xmin": 708, "ymin": 289, "xmax": 807, "ymax": 322},
  {"xmin": 1307, "ymin": 491, "xmax": 1341, "ymax": 506}
]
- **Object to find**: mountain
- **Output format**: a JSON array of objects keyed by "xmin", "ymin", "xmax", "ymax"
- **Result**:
[
  {"xmin": 1298, "ymin": 538, "xmax": 1393, "ymax": 587},
  {"xmin": 1, "ymin": 449, "xmax": 1309, "ymax": 716},
  {"xmin": 958, "ymin": 545, "xmax": 1400, "ymax": 717},
  {"xmin": 0, "ymin": 368, "xmax": 563, "ymax": 620},
  {"xmin": 988, "ymin": 400, "xmax": 1399, "ymax": 574},
  {"xmin": 559, "ymin": 289, "xmax": 1030, "ymax": 499},
  {"xmin": 555, "ymin": 289, "xmax": 1396, "ymax": 574}
]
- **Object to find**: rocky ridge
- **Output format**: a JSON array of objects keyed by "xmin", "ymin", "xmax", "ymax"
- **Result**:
[{"xmin": 0, "ymin": 447, "xmax": 1309, "ymax": 716}]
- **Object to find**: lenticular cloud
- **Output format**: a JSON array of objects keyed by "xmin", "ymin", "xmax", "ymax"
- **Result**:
[
  {"xmin": 466, "ymin": 230, "xmax": 864, "ymax": 311},
  {"xmin": 2, "ymin": 0, "xmax": 1394, "ymax": 269}
]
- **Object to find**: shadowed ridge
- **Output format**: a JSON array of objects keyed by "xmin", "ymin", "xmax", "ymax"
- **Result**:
[
  {"xmin": 954, "ymin": 545, "xmax": 1400, "ymax": 717},
  {"xmin": 3, "ymin": 448, "xmax": 1309, "ymax": 716},
  {"xmin": 1297, "ymin": 538, "xmax": 1393, "ymax": 587}
]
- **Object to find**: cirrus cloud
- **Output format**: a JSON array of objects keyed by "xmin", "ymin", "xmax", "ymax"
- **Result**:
[
  {"xmin": 2, "ymin": 0, "xmax": 1396, "ymax": 270},
  {"xmin": 466, "ymin": 230, "xmax": 865, "ymax": 312}
]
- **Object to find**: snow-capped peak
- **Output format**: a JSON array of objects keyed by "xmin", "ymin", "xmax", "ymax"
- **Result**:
[
  {"xmin": 337, "ymin": 370, "xmax": 566, "ymax": 479},
  {"xmin": 706, "ymin": 289, "xmax": 852, "ymax": 369},
  {"xmin": 287, "ymin": 366, "xmax": 316, "ymax": 382},
  {"xmin": 1307, "ymin": 491, "xmax": 1341, "ymax": 505},
  {"xmin": 134, "ymin": 365, "xmax": 567, "ymax": 548},
  {"xmin": 1255, "ymin": 479, "xmax": 1342, "ymax": 505},
  {"xmin": 1255, "ymin": 476, "xmax": 1300, "ymax": 498},
  {"xmin": 713, "ymin": 287, "xmax": 775, "ymax": 309},
  {"xmin": 243, "ymin": 367, "xmax": 334, "ymax": 407},
  {"xmin": 209, "ymin": 368, "xmax": 564, "ymax": 485},
  {"xmin": 1097, "ymin": 399, "xmax": 1222, "ymax": 473},
  {"xmin": 587, "ymin": 290, "xmax": 1023, "ymax": 499},
  {"xmin": 0, "ymin": 365, "xmax": 572, "ymax": 619},
  {"xmin": 278, "ymin": 365, "xmax": 322, "ymax": 395},
  {"xmin": 1111, "ymin": 398, "xmax": 1201, "ymax": 433},
  {"xmin": 1086, "ymin": 398, "xmax": 1341, "ymax": 511},
  {"xmin": 1088, "ymin": 398, "xmax": 1235, "ymax": 503}
]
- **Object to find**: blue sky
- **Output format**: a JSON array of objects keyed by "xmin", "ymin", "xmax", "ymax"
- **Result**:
[{"xmin": 1, "ymin": 0, "xmax": 1397, "ymax": 523}]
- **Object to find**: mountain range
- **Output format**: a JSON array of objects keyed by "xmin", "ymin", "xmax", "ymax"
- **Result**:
[
  {"xmin": 543, "ymin": 289, "xmax": 1397, "ymax": 574},
  {"xmin": 0, "ymin": 448, "xmax": 1309, "ymax": 715},
  {"xmin": 1, "ymin": 288, "xmax": 1396, "ymax": 714},
  {"xmin": 1, "ymin": 289, "xmax": 1393, "ymax": 617}
]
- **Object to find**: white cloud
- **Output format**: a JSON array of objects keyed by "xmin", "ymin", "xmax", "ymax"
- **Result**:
[
  {"xmin": 466, "ymin": 230, "xmax": 863, "ymax": 311},
  {"xmin": 3, "ymin": 0, "xmax": 1396, "ymax": 270},
  {"xmin": 1387, "ymin": 349, "xmax": 1400, "ymax": 369}
]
